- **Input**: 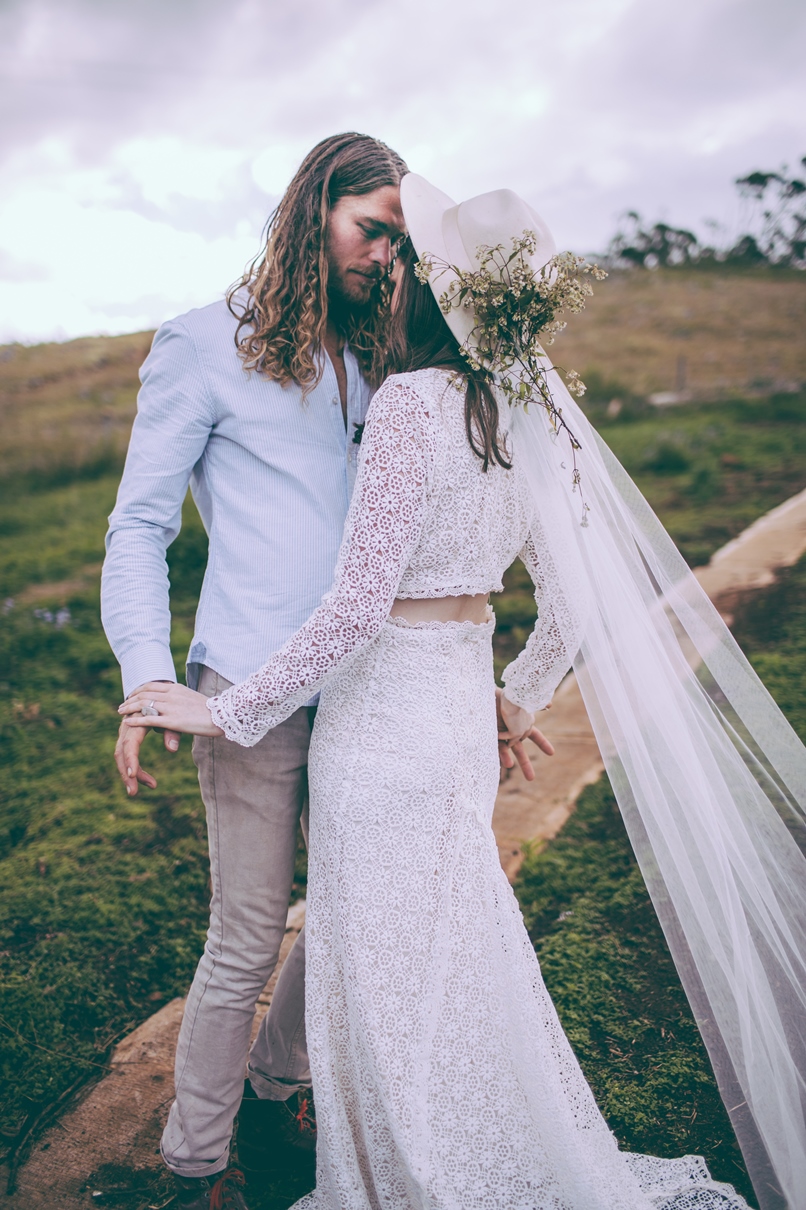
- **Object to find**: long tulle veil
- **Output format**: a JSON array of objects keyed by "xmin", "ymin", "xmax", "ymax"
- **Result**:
[{"xmin": 508, "ymin": 365, "xmax": 806, "ymax": 1210}]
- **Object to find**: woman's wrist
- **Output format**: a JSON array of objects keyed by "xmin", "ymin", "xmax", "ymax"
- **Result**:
[{"xmin": 498, "ymin": 692, "xmax": 535, "ymax": 740}]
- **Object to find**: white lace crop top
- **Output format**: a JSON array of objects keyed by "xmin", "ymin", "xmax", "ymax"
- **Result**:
[{"xmin": 208, "ymin": 368, "xmax": 577, "ymax": 746}]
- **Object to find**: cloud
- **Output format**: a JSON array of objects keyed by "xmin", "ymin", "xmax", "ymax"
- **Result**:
[
  {"xmin": 0, "ymin": 248, "xmax": 49, "ymax": 283},
  {"xmin": 0, "ymin": 168, "xmax": 259, "ymax": 341},
  {"xmin": 0, "ymin": 0, "xmax": 803, "ymax": 341}
]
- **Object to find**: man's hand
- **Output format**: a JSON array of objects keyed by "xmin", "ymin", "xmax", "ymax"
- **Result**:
[
  {"xmin": 114, "ymin": 681, "xmax": 182, "ymax": 797},
  {"xmin": 496, "ymin": 688, "xmax": 554, "ymax": 782}
]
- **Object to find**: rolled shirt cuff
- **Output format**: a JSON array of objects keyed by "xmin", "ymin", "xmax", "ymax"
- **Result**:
[{"xmin": 120, "ymin": 642, "xmax": 178, "ymax": 699}]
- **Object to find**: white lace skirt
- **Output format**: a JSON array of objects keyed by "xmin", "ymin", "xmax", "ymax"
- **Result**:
[{"xmin": 292, "ymin": 616, "xmax": 748, "ymax": 1210}]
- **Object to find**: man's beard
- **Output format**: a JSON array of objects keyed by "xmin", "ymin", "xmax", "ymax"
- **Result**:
[{"xmin": 327, "ymin": 264, "xmax": 385, "ymax": 333}]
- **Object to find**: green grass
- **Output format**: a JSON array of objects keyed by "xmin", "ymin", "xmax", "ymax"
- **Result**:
[
  {"xmin": 729, "ymin": 550, "xmax": 806, "ymax": 745},
  {"xmin": 590, "ymin": 390, "xmax": 806, "ymax": 567},
  {"xmin": 0, "ymin": 477, "xmax": 199, "ymax": 1156},
  {"xmin": 0, "ymin": 331, "xmax": 152, "ymax": 484},
  {"xmin": 0, "ymin": 477, "xmax": 114, "ymax": 597}
]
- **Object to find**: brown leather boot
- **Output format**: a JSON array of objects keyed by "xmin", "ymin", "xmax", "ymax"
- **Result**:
[
  {"xmin": 173, "ymin": 1166, "xmax": 249, "ymax": 1209},
  {"xmin": 236, "ymin": 1081, "xmax": 316, "ymax": 1175}
]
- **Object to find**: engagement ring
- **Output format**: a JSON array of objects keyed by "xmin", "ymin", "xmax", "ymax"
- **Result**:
[{"xmin": 141, "ymin": 701, "xmax": 160, "ymax": 717}]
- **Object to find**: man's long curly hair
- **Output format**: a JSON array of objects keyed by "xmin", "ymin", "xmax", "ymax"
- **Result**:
[{"xmin": 227, "ymin": 133, "xmax": 408, "ymax": 389}]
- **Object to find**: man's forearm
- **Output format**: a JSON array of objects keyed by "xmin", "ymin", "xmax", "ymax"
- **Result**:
[{"xmin": 101, "ymin": 526, "xmax": 178, "ymax": 697}]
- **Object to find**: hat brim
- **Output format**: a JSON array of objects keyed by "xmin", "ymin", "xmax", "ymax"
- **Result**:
[
  {"xmin": 400, "ymin": 173, "xmax": 478, "ymax": 346},
  {"xmin": 400, "ymin": 173, "xmax": 457, "ymax": 267}
]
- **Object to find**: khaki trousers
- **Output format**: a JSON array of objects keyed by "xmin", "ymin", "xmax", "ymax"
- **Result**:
[{"xmin": 160, "ymin": 666, "xmax": 311, "ymax": 1178}]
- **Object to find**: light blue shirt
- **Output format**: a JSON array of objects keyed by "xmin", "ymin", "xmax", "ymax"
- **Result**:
[{"xmin": 101, "ymin": 299, "xmax": 373, "ymax": 698}]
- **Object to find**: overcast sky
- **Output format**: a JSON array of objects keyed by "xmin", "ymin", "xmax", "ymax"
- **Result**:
[{"xmin": 0, "ymin": 0, "xmax": 803, "ymax": 343}]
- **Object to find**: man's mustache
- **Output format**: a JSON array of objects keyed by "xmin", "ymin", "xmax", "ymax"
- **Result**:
[{"xmin": 350, "ymin": 267, "xmax": 385, "ymax": 283}]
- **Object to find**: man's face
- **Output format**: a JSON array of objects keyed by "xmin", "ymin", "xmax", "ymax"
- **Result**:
[{"xmin": 325, "ymin": 185, "xmax": 406, "ymax": 309}]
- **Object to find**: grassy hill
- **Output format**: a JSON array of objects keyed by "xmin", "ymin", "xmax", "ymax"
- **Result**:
[
  {"xmin": 1, "ymin": 265, "xmax": 804, "ymax": 490},
  {"xmin": 0, "ymin": 331, "xmax": 152, "ymax": 488},
  {"xmin": 554, "ymin": 265, "xmax": 806, "ymax": 400},
  {"xmin": 1, "ymin": 267, "xmax": 804, "ymax": 1205}
]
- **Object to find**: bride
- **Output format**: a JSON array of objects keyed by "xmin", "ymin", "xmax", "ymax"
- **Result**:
[{"xmin": 121, "ymin": 175, "xmax": 806, "ymax": 1209}]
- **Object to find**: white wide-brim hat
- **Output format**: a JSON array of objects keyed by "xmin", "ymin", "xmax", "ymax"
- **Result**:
[{"xmin": 399, "ymin": 173, "xmax": 557, "ymax": 347}]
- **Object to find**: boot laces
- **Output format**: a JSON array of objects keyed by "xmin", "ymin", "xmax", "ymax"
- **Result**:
[
  {"xmin": 208, "ymin": 1166, "xmax": 245, "ymax": 1210},
  {"xmin": 294, "ymin": 1093, "xmax": 316, "ymax": 1137}
]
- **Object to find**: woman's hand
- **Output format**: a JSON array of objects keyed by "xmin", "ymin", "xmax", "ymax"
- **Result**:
[
  {"xmin": 499, "ymin": 693, "xmax": 536, "ymax": 742},
  {"xmin": 496, "ymin": 689, "xmax": 554, "ymax": 781},
  {"xmin": 118, "ymin": 681, "xmax": 224, "ymax": 738}
]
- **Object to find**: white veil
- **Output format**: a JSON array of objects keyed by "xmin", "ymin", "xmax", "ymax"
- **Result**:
[{"xmin": 509, "ymin": 364, "xmax": 806, "ymax": 1210}]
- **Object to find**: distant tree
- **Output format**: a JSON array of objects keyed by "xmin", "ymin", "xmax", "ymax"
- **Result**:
[
  {"xmin": 729, "ymin": 160, "xmax": 806, "ymax": 267},
  {"xmin": 607, "ymin": 212, "xmax": 700, "ymax": 268},
  {"xmin": 605, "ymin": 158, "xmax": 805, "ymax": 270}
]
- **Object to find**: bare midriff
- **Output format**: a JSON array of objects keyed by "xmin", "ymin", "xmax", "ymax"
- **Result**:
[{"xmin": 389, "ymin": 593, "xmax": 490, "ymax": 625}]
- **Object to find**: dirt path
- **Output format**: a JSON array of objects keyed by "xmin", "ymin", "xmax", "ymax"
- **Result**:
[{"xmin": 4, "ymin": 486, "xmax": 806, "ymax": 1208}]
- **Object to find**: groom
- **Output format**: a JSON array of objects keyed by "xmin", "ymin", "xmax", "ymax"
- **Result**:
[{"xmin": 102, "ymin": 133, "xmax": 408, "ymax": 1210}]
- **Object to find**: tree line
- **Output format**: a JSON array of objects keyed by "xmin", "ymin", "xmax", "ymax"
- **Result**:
[{"xmin": 607, "ymin": 158, "xmax": 806, "ymax": 269}]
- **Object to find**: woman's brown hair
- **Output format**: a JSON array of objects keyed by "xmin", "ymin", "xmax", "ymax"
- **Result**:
[
  {"xmin": 377, "ymin": 240, "xmax": 512, "ymax": 472},
  {"xmin": 227, "ymin": 133, "xmax": 407, "ymax": 389}
]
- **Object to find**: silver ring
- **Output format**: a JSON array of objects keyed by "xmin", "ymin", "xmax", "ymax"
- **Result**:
[{"xmin": 141, "ymin": 701, "xmax": 160, "ymax": 718}]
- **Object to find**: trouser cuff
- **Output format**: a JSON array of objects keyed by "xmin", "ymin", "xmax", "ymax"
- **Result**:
[
  {"xmin": 247, "ymin": 1063, "xmax": 312, "ymax": 1102},
  {"xmin": 160, "ymin": 1138, "xmax": 230, "ymax": 1180}
]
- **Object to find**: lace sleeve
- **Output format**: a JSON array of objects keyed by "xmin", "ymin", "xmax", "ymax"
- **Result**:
[
  {"xmin": 501, "ymin": 527, "xmax": 582, "ymax": 712},
  {"xmin": 208, "ymin": 378, "xmax": 436, "ymax": 746}
]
